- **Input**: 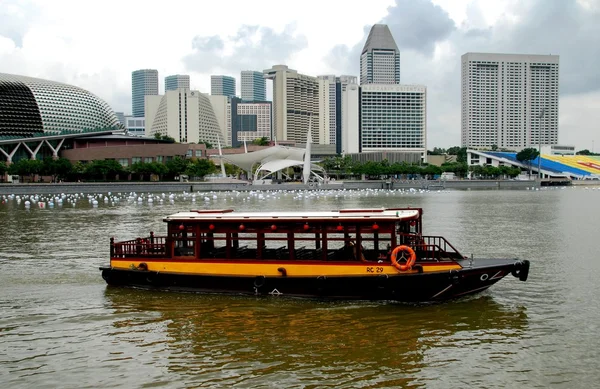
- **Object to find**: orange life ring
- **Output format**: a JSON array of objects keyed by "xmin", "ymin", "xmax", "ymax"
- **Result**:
[{"xmin": 390, "ymin": 245, "xmax": 417, "ymax": 271}]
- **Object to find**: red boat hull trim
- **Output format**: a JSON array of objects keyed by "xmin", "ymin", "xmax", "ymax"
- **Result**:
[{"xmin": 100, "ymin": 259, "xmax": 529, "ymax": 303}]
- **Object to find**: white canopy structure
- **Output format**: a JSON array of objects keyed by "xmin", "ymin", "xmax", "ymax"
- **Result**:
[
  {"xmin": 212, "ymin": 145, "xmax": 326, "ymax": 184},
  {"xmin": 216, "ymin": 145, "xmax": 304, "ymax": 172},
  {"xmin": 212, "ymin": 115, "xmax": 325, "ymax": 184}
]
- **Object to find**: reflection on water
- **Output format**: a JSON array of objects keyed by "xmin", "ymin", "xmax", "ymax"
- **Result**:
[
  {"xmin": 102, "ymin": 288, "xmax": 528, "ymax": 388},
  {"xmin": 2, "ymin": 187, "xmax": 600, "ymax": 388}
]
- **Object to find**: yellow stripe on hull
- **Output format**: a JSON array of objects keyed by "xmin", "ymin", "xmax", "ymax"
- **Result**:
[{"xmin": 110, "ymin": 259, "xmax": 462, "ymax": 277}]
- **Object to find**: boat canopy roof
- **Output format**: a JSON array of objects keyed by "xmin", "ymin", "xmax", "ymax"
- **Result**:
[{"xmin": 163, "ymin": 208, "xmax": 421, "ymax": 222}]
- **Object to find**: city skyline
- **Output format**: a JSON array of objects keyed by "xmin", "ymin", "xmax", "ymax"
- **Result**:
[{"xmin": 0, "ymin": 0, "xmax": 598, "ymax": 151}]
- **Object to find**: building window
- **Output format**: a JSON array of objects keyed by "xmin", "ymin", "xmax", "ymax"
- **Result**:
[
  {"xmin": 118, "ymin": 158, "xmax": 129, "ymax": 167},
  {"xmin": 186, "ymin": 150, "xmax": 193, "ymax": 157},
  {"xmin": 144, "ymin": 157, "xmax": 153, "ymax": 163},
  {"xmin": 156, "ymin": 156, "xmax": 163, "ymax": 162},
  {"xmin": 195, "ymin": 150, "xmax": 202, "ymax": 157},
  {"xmin": 132, "ymin": 157, "xmax": 141, "ymax": 164}
]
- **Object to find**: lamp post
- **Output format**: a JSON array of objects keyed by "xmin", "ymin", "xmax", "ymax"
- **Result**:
[{"xmin": 538, "ymin": 108, "xmax": 545, "ymax": 180}]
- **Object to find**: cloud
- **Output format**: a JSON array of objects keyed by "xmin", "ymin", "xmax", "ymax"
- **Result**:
[
  {"xmin": 0, "ymin": 0, "xmax": 38, "ymax": 48},
  {"xmin": 323, "ymin": 0, "xmax": 600, "ymax": 149},
  {"xmin": 457, "ymin": 0, "xmax": 600, "ymax": 95},
  {"xmin": 184, "ymin": 24, "xmax": 308, "ymax": 74},
  {"xmin": 381, "ymin": 0, "xmax": 456, "ymax": 56}
]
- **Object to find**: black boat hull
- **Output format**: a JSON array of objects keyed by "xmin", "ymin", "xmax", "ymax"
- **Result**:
[{"xmin": 100, "ymin": 259, "xmax": 529, "ymax": 302}]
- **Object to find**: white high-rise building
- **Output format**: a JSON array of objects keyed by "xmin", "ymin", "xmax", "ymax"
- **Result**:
[
  {"xmin": 263, "ymin": 65, "xmax": 319, "ymax": 144},
  {"xmin": 165, "ymin": 75, "xmax": 190, "ymax": 91},
  {"xmin": 207, "ymin": 95, "xmax": 229, "ymax": 145},
  {"xmin": 360, "ymin": 85, "xmax": 427, "ymax": 153},
  {"xmin": 360, "ymin": 24, "xmax": 400, "ymax": 85},
  {"xmin": 316, "ymin": 75, "xmax": 359, "ymax": 152},
  {"xmin": 341, "ymin": 80, "xmax": 359, "ymax": 154},
  {"xmin": 241, "ymin": 71, "xmax": 266, "ymax": 101},
  {"xmin": 145, "ymin": 88, "xmax": 223, "ymax": 146},
  {"xmin": 461, "ymin": 52, "xmax": 559, "ymax": 149},
  {"xmin": 317, "ymin": 75, "xmax": 337, "ymax": 145}
]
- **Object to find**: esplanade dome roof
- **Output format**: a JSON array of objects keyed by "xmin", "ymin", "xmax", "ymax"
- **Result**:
[{"xmin": 0, "ymin": 73, "xmax": 120, "ymax": 137}]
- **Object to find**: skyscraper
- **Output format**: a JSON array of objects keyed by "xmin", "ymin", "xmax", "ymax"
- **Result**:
[
  {"xmin": 360, "ymin": 85, "xmax": 427, "ymax": 155},
  {"xmin": 145, "ymin": 89, "xmax": 223, "ymax": 146},
  {"xmin": 165, "ymin": 74, "xmax": 190, "ymax": 91},
  {"xmin": 360, "ymin": 24, "xmax": 401, "ymax": 85},
  {"xmin": 241, "ymin": 71, "xmax": 266, "ymax": 101},
  {"xmin": 131, "ymin": 69, "xmax": 159, "ymax": 117},
  {"xmin": 317, "ymin": 75, "xmax": 358, "ymax": 153},
  {"xmin": 229, "ymin": 98, "xmax": 272, "ymax": 147},
  {"xmin": 263, "ymin": 65, "xmax": 319, "ymax": 144},
  {"xmin": 461, "ymin": 53, "xmax": 559, "ymax": 149},
  {"xmin": 211, "ymin": 75, "xmax": 236, "ymax": 98},
  {"xmin": 317, "ymin": 75, "xmax": 337, "ymax": 146}
]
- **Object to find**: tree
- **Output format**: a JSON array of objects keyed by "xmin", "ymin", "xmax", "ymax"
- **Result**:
[
  {"xmin": 0, "ymin": 161, "xmax": 7, "ymax": 176},
  {"xmin": 498, "ymin": 165, "xmax": 521, "ymax": 179},
  {"xmin": 8, "ymin": 159, "xmax": 44, "ymax": 182},
  {"xmin": 42, "ymin": 157, "xmax": 72, "ymax": 182},
  {"xmin": 354, "ymin": 161, "xmax": 385, "ymax": 178},
  {"xmin": 320, "ymin": 157, "xmax": 337, "ymax": 172},
  {"xmin": 130, "ymin": 162, "xmax": 152, "ymax": 181},
  {"xmin": 483, "ymin": 165, "xmax": 501, "ymax": 179},
  {"xmin": 185, "ymin": 159, "xmax": 217, "ymax": 179},
  {"xmin": 576, "ymin": 149, "xmax": 599, "ymax": 156},
  {"xmin": 224, "ymin": 162, "xmax": 242, "ymax": 177},
  {"xmin": 469, "ymin": 164, "xmax": 483, "ymax": 179},
  {"xmin": 441, "ymin": 162, "xmax": 468, "ymax": 178},
  {"xmin": 516, "ymin": 148, "xmax": 540, "ymax": 178},
  {"xmin": 166, "ymin": 156, "xmax": 189, "ymax": 178},
  {"xmin": 84, "ymin": 160, "xmax": 125, "ymax": 181},
  {"xmin": 446, "ymin": 146, "xmax": 467, "ymax": 163},
  {"xmin": 148, "ymin": 162, "xmax": 169, "ymax": 180},
  {"xmin": 389, "ymin": 162, "xmax": 410, "ymax": 177},
  {"xmin": 421, "ymin": 164, "xmax": 442, "ymax": 179},
  {"xmin": 70, "ymin": 161, "xmax": 86, "ymax": 181},
  {"xmin": 154, "ymin": 133, "xmax": 176, "ymax": 143},
  {"xmin": 428, "ymin": 147, "xmax": 445, "ymax": 155},
  {"xmin": 320, "ymin": 155, "xmax": 358, "ymax": 178},
  {"xmin": 198, "ymin": 141, "xmax": 213, "ymax": 149},
  {"xmin": 252, "ymin": 137, "xmax": 269, "ymax": 146}
]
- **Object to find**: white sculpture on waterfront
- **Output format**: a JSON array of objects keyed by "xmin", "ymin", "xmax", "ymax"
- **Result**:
[{"xmin": 212, "ymin": 115, "xmax": 326, "ymax": 185}]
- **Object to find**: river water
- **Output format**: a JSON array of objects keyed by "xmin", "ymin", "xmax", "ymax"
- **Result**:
[{"xmin": 1, "ymin": 187, "xmax": 599, "ymax": 388}]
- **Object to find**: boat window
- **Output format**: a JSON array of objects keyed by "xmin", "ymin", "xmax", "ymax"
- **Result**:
[
  {"xmin": 190, "ymin": 221, "xmax": 396, "ymax": 262},
  {"xmin": 359, "ymin": 232, "xmax": 392, "ymax": 261},
  {"xmin": 201, "ymin": 232, "xmax": 228, "ymax": 258},
  {"xmin": 171, "ymin": 224, "xmax": 196, "ymax": 257}
]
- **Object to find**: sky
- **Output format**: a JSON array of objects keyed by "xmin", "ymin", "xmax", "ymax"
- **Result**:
[{"xmin": 1, "ymin": 0, "xmax": 599, "ymax": 151}]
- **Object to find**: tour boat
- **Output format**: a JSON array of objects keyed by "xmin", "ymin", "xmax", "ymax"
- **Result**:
[{"xmin": 100, "ymin": 208, "xmax": 530, "ymax": 302}]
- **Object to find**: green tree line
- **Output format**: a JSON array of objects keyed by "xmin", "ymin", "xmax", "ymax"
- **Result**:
[
  {"xmin": 319, "ymin": 155, "xmax": 521, "ymax": 179},
  {"xmin": 1, "ymin": 157, "xmax": 222, "ymax": 182}
]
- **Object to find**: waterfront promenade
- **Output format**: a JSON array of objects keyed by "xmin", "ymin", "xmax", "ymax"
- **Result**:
[{"xmin": 0, "ymin": 179, "xmax": 566, "ymax": 195}]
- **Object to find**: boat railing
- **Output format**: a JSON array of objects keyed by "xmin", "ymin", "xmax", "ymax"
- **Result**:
[
  {"xmin": 399, "ymin": 233, "xmax": 464, "ymax": 261},
  {"xmin": 110, "ymin": 235, "xmax": 167, "ymax": 258}
]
